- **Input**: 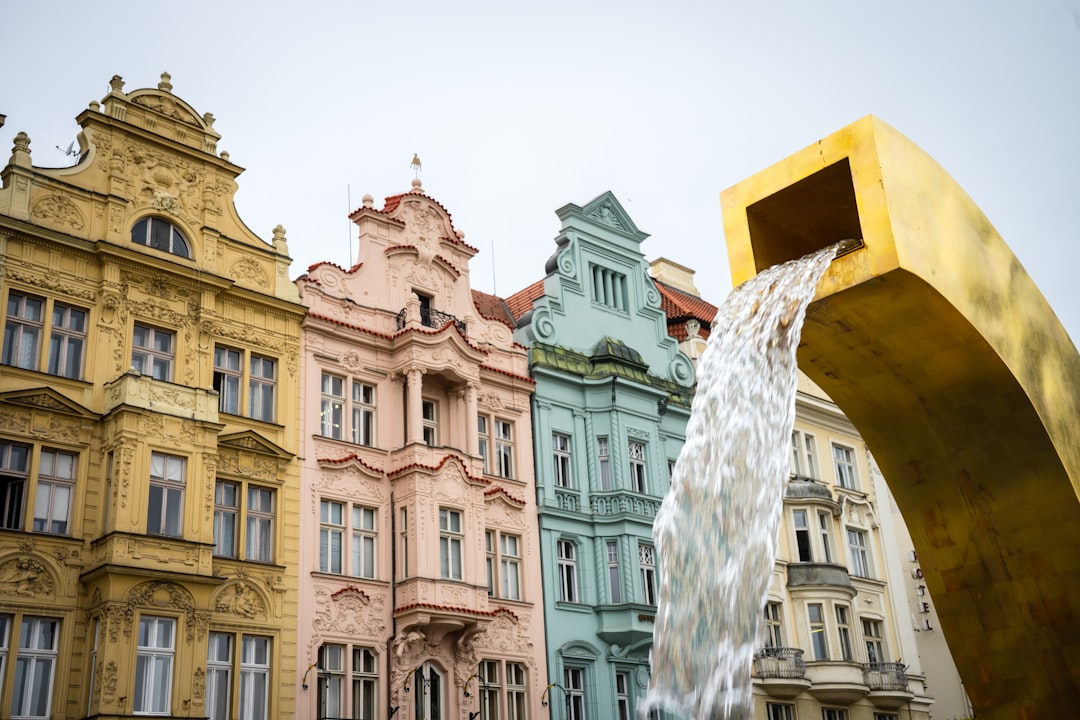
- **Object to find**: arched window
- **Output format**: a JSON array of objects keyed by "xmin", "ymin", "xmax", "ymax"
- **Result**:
[{"xmin": 131, "ymin": 217, "xmax": 191, "ymax": 259}]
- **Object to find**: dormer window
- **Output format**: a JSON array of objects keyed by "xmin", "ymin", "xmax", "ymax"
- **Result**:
[{"xmin": 131, "ymin": 217, "xmax": 191, "ymax": 259}]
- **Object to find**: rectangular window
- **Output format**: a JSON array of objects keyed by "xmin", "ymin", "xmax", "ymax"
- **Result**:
[
  {"xmin": 352, "ymin": 647, "xmax": 377, "ymax": 720},
  {"xmin": 822, "ymin": 709, "xmax": 848, "ymax": 720},
  {"xmin": 132, "ymin": 324, "xmax": 174, "ymax": 381},
  {"xmin": 763, "ymin": 602, "xmax": 783, "ymax": 648},
  {"xmin": 639, "ymin": 544, "xmax": 657, "ymax": 606},
  {"xmin": 11, "ymin": 616, "xmax": 59, "ymax": 719},
  {"xmin": 480, "ymin": 659, "xmax": 500, "ymax": 720},
  {"xmin": 628, "ymin": 441, "xmax": 647, "ymax": 493},
  {"xmin": 319, "ymin": 500, "xmax": 344, "ymax": 574},
  {"xmin": 249, "ymin": 355, "xmax": 276, "ymax": 422},
  {"xmin": 606, "ymin": 541, "xmax": 622, "ymax": 604},
  {"xmin": 553, "ymin": 433, "xmax": 572, "ymax": 488},
  {"xmin": 495, "ymin": 419, "xmax": 514, "ymax": 479},
  {"xmin": 214, "ymin": 346, "xmax": 243, "ymax": 415},
  {"xmin": 147, "ymin": 452, "xmax": 185, "ymax": 537},
  {"xmin": 818, "ymin": 511, "xmax": 834, "ymax": 564},
  {"xmin": 0, "ymin": 615, "xmax": 8, "ymax": 707},
  {"xmin": 832, "ymin": 443, "xmax": 857, "ymax": 489},
  {"xmin": 478, "ymin": 416, "xmax": 490, "ymax": 473},
  {"xmin": 439, "ymin": 508, "xmax": 463, "ymax": 580},
  {"xmin": 500, "ymin": 533, "xmax": 521, "ymax": 600},
  {"xmin": 134, "ymin": 616, "xmax": 175, "ymax": 714},
  {"xmin": 847, "ymin": 528, "xmax": 871, "ymax": 578},
  {"xmin": 32, "ymin": 449, "xmax": 75, "ymax": 534},
  {"xmin": 240, "ymin": 636, "xmax": 270, "ymax": 720},
  {"xmin": 320, "ymin": 374, "xmax": 345, "ymax": 439},
  {"xmin": 565, "ymin": 667, "xmax": 586, "ymax": 720},
  {"xmin": 206, "ymin": 632, "xmax": 233, "ymax": 720},
  {"xmin": 506, "ymin": 662, "xmax": 526, "ymax": 720},
  {"xmin": 557, "ymin": 540, "xmax": 578, "ymax": 603},
  {"xmin": 86, "ymin": 619, "xmax": 100, "ymax": 716},
  {"xmin": 214, "ymin": 482, "xmax": 239, "ymax": 558},
  {"xmin": 597, "ymin": 437, "xmax": 611, "ymax": 491},
  {"xmin": 616, "ymin": 671, "xmax": 631, "ymax": 720},
  {"xmin": 0, "ymin": 442, "xmax": 30, "ymax": 531},
  {"xmin": 399, "ymin": 508, "xmax": 409, "ymax": 579},
  {"xmin": 590, "ymin": 264, "xmax": 629, "ymax": 312},
  {"xmin": 767, "ymin": 703, "xmax": 796, "ymax": 720},
  {"xmin": 48, "ymin": 303, "xmax": 87, "ymax": 379},
  {"xmin": 836, "ymin": 605, "xmax": 854, "ymax": 661},
  {"xmin": 808, "ymin": 604, "xmax": 828, "ymax": 660},
  {"xmin": 247, "ymin": 487, "xmax": 275, "ymax": 563},
  {"xmin": 793, "ymin": 509, "xmax": 812, "ymax": 562},
  {"xmin": 422, "ymin": 400, "xmax": 438, "ymax": 446},
  {"xmin": 790, "ymin": 430, "xmax": 818, "ymax": 479},
  {"xmin": 352, "ymin": 382, "xmax": 376, "ymax": 446},
  {"xmin": 863, "ymin": 619, "xmax": 885, "ymax": 664},
  {"xmin": 318, "ymin": 644, "xmax": 344, "ymax": 720},
  {"xmin": 485, "ymin": 531, "xmax": 495, "ymax": 597},
  {"xmin": 873, "ymin": 714, "xmax": 899, "ymax": 720},
  {"xmin": 351, "ymin": 506, "xmax": 376, "ymax": 579},
  {"xmin": 3, "ymin": 292, "xmax": 44, "ymax": 370}
]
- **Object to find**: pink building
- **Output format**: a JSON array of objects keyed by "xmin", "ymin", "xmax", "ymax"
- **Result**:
[{"xmin": 295, "ymin": 180, "xmax": 548, "ymax": 720}]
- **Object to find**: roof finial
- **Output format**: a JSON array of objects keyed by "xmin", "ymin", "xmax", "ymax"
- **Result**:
[
  {"xmin": 158, "ymin": 72, "xmax": 173, "ymax": 92},
  {"xmin": 411, "ymin": 153, "xmax": 422, "ymax": 179}
]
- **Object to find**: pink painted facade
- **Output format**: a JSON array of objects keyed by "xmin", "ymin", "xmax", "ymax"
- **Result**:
[{"xmin": 295, "ymin": 180, "xmax": 548, "ymax": 720}]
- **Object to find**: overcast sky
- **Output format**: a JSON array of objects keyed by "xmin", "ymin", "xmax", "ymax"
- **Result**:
[{"xmin": 3, "ymin": 1, "xmax": 1078, "ymax": 344}]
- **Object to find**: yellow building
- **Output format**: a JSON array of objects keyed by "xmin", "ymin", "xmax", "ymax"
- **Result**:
[{"xmin": 0, "ymin": 73, "xmax": 304, "ymax": 719}]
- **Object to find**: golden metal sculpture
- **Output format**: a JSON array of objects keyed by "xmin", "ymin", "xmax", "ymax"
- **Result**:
[{"xmin": 721, "ymin": 115, "xmax": 1080, "ymax": 720}]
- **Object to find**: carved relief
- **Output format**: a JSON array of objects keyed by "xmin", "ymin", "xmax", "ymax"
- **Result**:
[
  {"xmin": 0, "ymin": 557, "xmax": 54, "ymax": 597},
  {"xmin": 214, "ymin": 582, "xmax": 266, "ymax": 619},
  {"xmin": 103, "ymin": 661, "xmax": 118, "ymax": 701},
  {"xmin": 4, "ymin": 266, "xmax": 96, "ymax": 301},
  {"xmin": 192, "ymin": 667, "xmax": 205, "ymax": 703},
  {"xmin": 478, "ymin": 392, "xmax": 505, "ymax": 411},
  {"xmin": 230, "ymin": 258, "xmax": 269, "ymax": 288},
  {"xmin": 312, "ymin": 585, "xmax": 386, "ymax": 638},
  {"xmin": 31, "ymin": 194, "xmax": 86, "ymax": 231},
  {"xmin": 126, "ymin": 581, "xmax": 199, "ymax": 641},
  {"xmin": 485, "ymin": 610, "xmax": 533, "ymax": 654}
]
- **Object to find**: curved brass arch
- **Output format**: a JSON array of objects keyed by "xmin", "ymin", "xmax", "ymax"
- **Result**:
[{"xmin": 721, "ymin": 116, "xmax": 1080, "ymax": 720}]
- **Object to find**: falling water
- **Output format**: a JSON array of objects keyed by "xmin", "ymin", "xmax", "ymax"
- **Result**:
[{"xmin": 643, "ymin": 244, "xmax": 839, "ymax": 720}]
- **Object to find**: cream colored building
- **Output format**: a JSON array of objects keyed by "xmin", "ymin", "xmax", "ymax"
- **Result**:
[{"xmin": 0, "ymin": 74, "xmax": 304, "ymax": 719}]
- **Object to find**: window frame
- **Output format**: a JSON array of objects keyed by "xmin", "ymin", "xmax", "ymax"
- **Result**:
[
  {"xmin": 836, "ymin": 605, "xmax": 854, "ymax": 661},
  {"xmin": 832, "ymin": 443, "xmax": 858, "ymax": 490},
  {"xmin": 793, "ymin": 509, "xmax": 813, "ymax": 562},
  {"xmin": 0, "ymin": 441, "xmax": 30, "ymax": 531},
  {"xmin": 134, "ymin": 615, "xmax": 176, "ymax": 715},
  {"xmin": 638, "ymin": 543, "xmax": 657, "ymax": 606},
  {"xmin": 606, "ymin": 540, "xmax": 623, "ymax": 604},
  {"xmin": 132, "ymin": 323, "xmax": 175, "ymax": 382},
  {"xmin": 47, "ymin": 302, "xmax": 87, "ymax": 379},
  {"xmin": 439, "ymin": 507, "xmax": 463, "ymax": 580},
  {"xmin": 32, "ymin": 448, "xmax": 76, "ymax": 535},
  {"xmin": 628, "ymin": 441, "xmax": 647, "ymax": 493},
  {"xmin": 791, "ymin": 429, "xmax": 818, "ymax": 479},
  {"xmin": 2, "ymin": 291, "xmax": 44, "ymax": 371},
  {"xmin": 564, "ymin": 665, "xmax": 587, "ymax": 720},
  {"xmin": 846, "ymin": 527, "xmax": 872, "ymax": 578},
  {"xmin": 131, "ymin": 216, "xmax": 191, "ymax": 258},
  {"xmin": 422, "ymin": 400, "xmax": 438, "ymax": 447},
  {"xmin": 147, "ymin": 452, "xmax": 186, "ymax": 538},
  {"xmin": 214, "ymin": 346, "xmax": 243, "ymax": 416},
  {"xmin": 766, "ymin": 702, "xmax": 796, "ymax": 720},
  {"xmin": 597, "ymin": 437, "xmax": 611, "ymax": 491},
  {"xmin": 553, "ymin": 433, "xmax": 572, "ymax": 488},
  {"xmin": 557, "ymin": 540, "xmax": 579, "ymax": 604},
  {"xmin": 862, "ymin": 618, "xmax": 886, "ymax": 664},
  {"xmin": 248, "ymin": 354, "xmax": 277, "ymax": 423},
  {"xmin": 10, "ymin": 615, "xmax": 60, "ymax": 719},
  {"xmin": 808, "ymin": 603, "xmax": 828, "ymax": 660},
  {"xmin": 763, "ymin": 602, "xmax": 783, "ymax": 649}
]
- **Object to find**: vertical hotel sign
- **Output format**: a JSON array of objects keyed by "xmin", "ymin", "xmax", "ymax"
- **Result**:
[{"xmin": 910, "ymin": 551, "xmax": 933, "ymax": 630}]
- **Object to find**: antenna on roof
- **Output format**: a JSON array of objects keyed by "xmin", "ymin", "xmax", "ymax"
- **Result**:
[
  {"xmin": 491, "ymin": 237, "xmax": 497, "ymax": 296},
  {"xmin": 347, "ymin": 184, "xmax": 353, "ymax": 265},
  {"xmin": 56, "ymin": 141, "xmax": 79, "ymax": 164}
]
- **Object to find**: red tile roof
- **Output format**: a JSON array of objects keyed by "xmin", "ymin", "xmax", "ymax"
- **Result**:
[
  {"xmin": 504, "ymin": 279, "xmax": 546, "ymax": 322},
  {"xmin": 654, "ymin": 280, "xmax": 719, "ymax": 340},
  {"xmin": 471, "ymin": 289, "xmax": 516, "ymax": 327}
]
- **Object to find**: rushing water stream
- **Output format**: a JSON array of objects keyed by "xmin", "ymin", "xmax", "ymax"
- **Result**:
[{"xmin": 643, "ymin": 245, "xmax": 839, "ymax": 720}]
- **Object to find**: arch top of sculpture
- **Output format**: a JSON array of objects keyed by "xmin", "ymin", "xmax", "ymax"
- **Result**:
[{"xmin": 720, "ymin": 115, "xmax": 1080, "ymax": 720}]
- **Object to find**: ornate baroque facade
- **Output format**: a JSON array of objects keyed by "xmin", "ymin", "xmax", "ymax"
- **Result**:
[
  {"xmin": 506, "ymin": 193, "xmax": 695, "ymax": 720},
  {"xmin": 295, "ymin": 181, "xmax": 549, "ymax": 720},
  {"xmin": 0, "ymin": 75, "xmax": 304, "ymax": 719}
]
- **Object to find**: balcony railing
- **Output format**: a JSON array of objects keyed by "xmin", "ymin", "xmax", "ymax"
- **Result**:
[
  {"xmin": 753, "ymin": 647, "xmax": 807, "ymax": 679},
  {"xmin": 863, "ymin": 662, "xmax": 908, "ymax": 691},
  {"xmin": 396, "ymin": 306, "xmax": 467, "ymax": 338}
]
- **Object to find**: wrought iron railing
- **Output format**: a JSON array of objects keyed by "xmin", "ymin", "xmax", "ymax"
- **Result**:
[
  {"xmin": 752, "ymin": 647, "xmax": 807, "ymax": 679},
  {"xmin": 863, "ymin": 661, "xmax": 908, "ymax": 691},
  {"xmin": 396, "ymin": 306, "xmax": 467, "ymax": 337}
]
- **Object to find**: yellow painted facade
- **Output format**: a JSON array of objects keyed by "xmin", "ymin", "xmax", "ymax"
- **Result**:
[
  {"xmin": 0, "ymin": 74, "xmax": 304, "ymax": 719},
  {"xmin": 721, "ymin": 115, "xmax": 1080, "ymax": 719}
]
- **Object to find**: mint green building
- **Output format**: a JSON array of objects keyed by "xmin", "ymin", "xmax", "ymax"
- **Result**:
[{"xmin": 506, "ymin": 193, "xmax": 696, "ymax": 720}]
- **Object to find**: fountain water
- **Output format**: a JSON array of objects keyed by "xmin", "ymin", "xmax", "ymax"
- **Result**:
[{"xmin": 643, "ymin": 244, "xmax": 839, "ymax": 719}]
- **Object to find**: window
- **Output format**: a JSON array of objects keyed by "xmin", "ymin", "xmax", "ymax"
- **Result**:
[
  {"xmin": 628, "ymin": 441, "xmax": 647, "ymax": 493},
  {"xmin": 320, "ymin": 375, "xmax": 376, "ymax": 444},
  {"xmin": 847, "ymin": 528, "xmax": 871, "ymax": 578},
  {"xmin": 818, "ymin": 511, "xmax": 834, "ymax": 564},
  {"xmin": 763, "ymin": 602, "xmax": 783, "ymax": 648},
  {"xmin": 486, "ymin": 530, "xmax": 521, "ymax": 600},
  {"xmin": 422, "ymin": 400, "xmax": 438, "ymax": 446},
  {"xmin": 590, "ymin": 263, "xmax": 628, "ymax": 312},
  {"xmin": 597, "ymin": 438, "xmax": 611, "ymax": 491},
  {"xmin": 399, "ymin": 508, "xmax": 409, "ymax": 579},
  {"xmin": 790, "ymin": 430, "xmax": 817, "ymax": 479},
  {"xmin": 873, "ymin": 714, "xmax": 899, "ymax": 720},
  {"xmin": 48, "ymin": 303, "xmax": 87, "ymax": 379},
  {"xmin": 33, "ymin": 449, "xmax": 76, "ymax": 534},
  {"xmin": 214, "ymin": 482, "xmax": 239, "ymax": 558},
  {"xmin": 793, "ymin": 509, "xmax": 812, "ymax": 562},
  {"xmin": 240, "ymin": 636, "xmax": 270, "ymax": 720},
  {"xmin": 147, "ymin": 452, "xmax": 185, "ymax": 537},
  {"xmin": 822, "ymin": 709, "xmax": 848, "ymax": 720},
  {"xmin": 249, "ymin": 355, "xmax": 276, "ymax": 422},
  {"xmin": 321, "ymin": 374, "xmax": 345, "ymax": 439},
  {"xmin": 412, "ymin": 664, "xmax": 442, "ymax": 720},
  {"xmin": 134, "ymin": 616, "xmax": 175, "ymax": 714},
  {"xmin": 557, "ymin": 540, "xmax": 578, "ymax": 603},
  {"xmin": 478, "ymin": 416, "xmax": 490, "ymax": 473},
  {"xmin": 506, "ymin": 662, "xmax": 526, "ymax": 720},
  {"xmin": 606, "ymin": 541, "xmax": 622, "ymax": 604},
  {"xmin": 352, "ymin": 382, "xmax": 376, "ymax": 446},
  {"xmin": 320, "ymin": 501, "xmax": 344, "ymax": 574},
  {"xmin": 808, "ymin": 604, "xmax": 828, "ymax": 660},
  {"xmin": 0, "ymin": 615, "xmax": 8, "ymax": 707},
  {"xmin": 214, "ymin": 347, "xmax": 242, "ymax": 414},
  {"xmin": 767, "ymin": 703, "xmax": 795, "ymax": 720},
  {"xmin": 247, "ymin": 487, "xmax": 274, "ymax": 563},
  {"xmin": 553, "ymin": 433, "xmax": 572, "ymax": 488},
  {"xmin": 639, "ymin": 544, "xmax": 657, "ymax": 605},
  {"xmin": 616, "ymin": 671, "xmax": 631, "ymax": 720},
  {"xmin": 564, "ymin": 666, "xmax": 586, "ymax": 720},
  {"xmin": 439, "ymin": 508, "xmax": 463, "ymax": 580},
  {"xmin": 318, "ymin": 644, "xmax": 376, "ymax": 720},
  {"xmin": 10, "ymin": 616, "xmax": 59, "ymax": 719},
  {"xmin": 2, "ymin": 292, "xmax": 43, "ymax": 370},
  {"xmin": 836, "ymin": 605, "xmax": 854, "ymax": 661},
  {"xmin": 495, "ymin": 420, "xmax": 514, "ymax": 479},
  {"xmin": 318, "ymin": 644, "xmax": 344, "ymax": 720},
  {"xmin": 1, "ymin": 442, "xmax": 30, "ymax": 530},
  {"xmin": 132, "ymin": 324, "xmax": 175, "ymax": 381},
  {"xmin": 352, "ymin": 506, "xmax": 376, "ymax": 579},
  {"xmin": 863, "ymin": 619, "xmax": 885, "ymax": 664},
  {"xmin": 352, "ymin": 647, "xmax": 377, "ymax": 720},
  {"xmin": 479, "ymin": 659, "xmax": 500, "ymax": 720},
  {"xmin": 206, "ymin": 633, "xmax": 232, "ymax": 720},
  {"xmin": 832, "ymin": 443, "xmax": 858, "ymax": 489},
  {"xmin": 132, "ymin": 216, "xmax": 190, "ymax": 258},
  {"xmin": 86, "ymin": 619, "xmax": 100, "ymax": 716}
]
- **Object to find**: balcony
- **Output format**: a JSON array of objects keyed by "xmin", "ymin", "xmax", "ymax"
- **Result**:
[
  {"xmin": 104, "ymin": 371, "xmax": 220, "ymax": 422},
  {"xmin": 596, "ymin": 605, "xmax": 657, "ymax": 646},
  {"xmin": 806, "ymin": 660, "xmax": 869, "ymax": 705},
  {"xmin": 752, "ymin": 647, "xmax": 811, "ymax": 699},
  {"xmin": 396, "ymin": 306, "xmax": 467, "ymax": 338},
  {"xmin": 864, "ymin": 662, "xmax": 913, "ymax": 710},
  {"xmin": 591, "ymin": 491, "xmax": 662, "ymax": 519},
  {"xmin": 785, "ymin": 563, "xmax": 856, "ymax": 597}
]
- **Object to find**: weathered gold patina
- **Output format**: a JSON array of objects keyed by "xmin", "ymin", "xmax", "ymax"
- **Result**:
[{"xmin": 721, "ymin": 116, "xmax": 1080, "ymax": 720}]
